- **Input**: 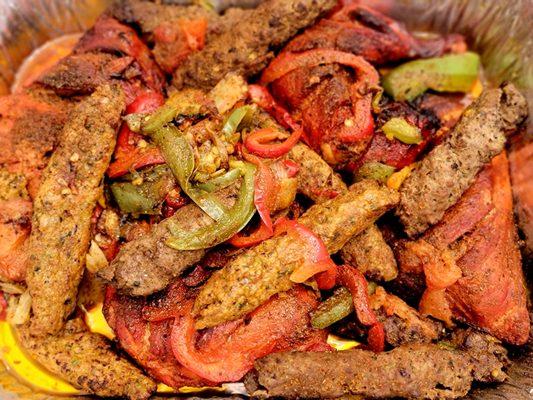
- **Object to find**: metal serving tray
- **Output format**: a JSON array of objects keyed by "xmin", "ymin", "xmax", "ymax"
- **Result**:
[{"xmin": 0, "ymin": 0, "xmax": 531, "ymax": 398}]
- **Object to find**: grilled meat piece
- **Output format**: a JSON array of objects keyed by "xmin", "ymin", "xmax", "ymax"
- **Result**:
[
  {"xmin": 341, "ymin": 224, "xmax": 398, "ymax": 282},
  {"xmin": 73, "ymin": 16, "xmax": 164, "ymax": 100},
  {"xmin": 288, "ymin": 142, "xmax": 347, "ymax": 202},
  {"xmin": 397, "ymin": 83, "xmax": 528, "ymax": 237},
  {"xmin": 103, "ymin": 284, "xmax": 211, "ymax": 388},
  {"xmin": 370, "ymin": 286, "xmax": 441, "ymax": 346},
  {"xmin": 361, "ymin": 99, "xmax": 440, "ymax": 169},
  {"xmin": 27, "ymin": 85, "xmax": 125, "ymax": 336},
  {"xmin": 37, "ymin": 53, "xmax": 134, "ymax": 96},
  {"xmin": 246, "ymin": 341, "xmax": 506, "ymax": 399},
  {"xmin": 0, "ymin": 197, "xmax": 31, "ymax": 282},
  {"xmin": 0, "ymin": 88, "xmax": 68, "ymax": 198},
  {"xmin": 508, "ymin": 139, "xmax": 533, "ymax": 255},
  {"xmin": 267, "ymin": 4, "xmax": 462, "ymax": 168},
  {"xmin": 100, "ymin": 185, "xmax": 239, "ymax": 296},
  {"xmin": 173, "ymin": 0, "xmax": 337, "ymax": 90},
  {"xmin": 18, "ymin": 318, "xmax": 156, "ymax": 400},
  {"xmin": 193, "ymin": 180, "xmax": 399, "ymax": 329},
  {"xmin": 396, "ymin": 153, "xmax": 530, "ymax": 345},
  {"xmin": 284, "ymin": 5, "xmax": 466, "ymax": 64}
]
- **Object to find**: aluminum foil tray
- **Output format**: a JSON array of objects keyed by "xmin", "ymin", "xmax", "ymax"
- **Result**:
[{"xmin": 0, "ymin": 0, "xmax": 531, "ymax": 398}]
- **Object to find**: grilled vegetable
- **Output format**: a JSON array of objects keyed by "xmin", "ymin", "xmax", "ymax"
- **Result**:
[
  {"xmin": 111, "ymin": 166, "xmax": 175, "ymax": 215},
  {"xmin": 311, "ymin": 286, "xmax": 353, "ymax": 329},
  {"xmin": 166, "ymin": 161, "xmax": 256, "ymax": 250},
  {"xmin": 382, "ymin": 52, "xmax": 480, "ymax": 101},
  {"xmin": 382, "ymin": 117, "xmax": 423, "ymax": 145}
]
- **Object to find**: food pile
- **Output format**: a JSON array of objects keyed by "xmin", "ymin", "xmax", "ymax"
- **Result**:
[{"xmin": 0, "ymin": 0, "xmax": 529, "ymax": 399}]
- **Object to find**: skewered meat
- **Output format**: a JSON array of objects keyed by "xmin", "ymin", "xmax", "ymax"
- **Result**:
[
  {"xmin": 18, "ymin": 318, "xmax": 156, "ymax": 399},
  {"xmin": 193, "ymin": 180, "xmax": 399, "ymax": 329},
  {"xmin": 27, "ymin": 85, "xmax": 125, "ymax": 336},
  {"xmin": 247, "ymin": 340, "xmax": 506, "ymax": 399},
  {"xmin": 340, "ymin": 224, "xmax": 398, "ymax": 282},
  {"xmin": 397, "ymin": 83, "xmax": 528, "ymax": 237},
  {"xmin": 173, "ymin": 0, "xmax": 337, "ymax": 90}
]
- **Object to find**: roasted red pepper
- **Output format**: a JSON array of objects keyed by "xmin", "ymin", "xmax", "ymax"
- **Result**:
[
  {"xmin": 248, "ymin": 85, "xmax": 301, "ymax": 131},
  {"xmin": 170, "ymin": 286, "xmax": 327, "ymax": 383},
  {"xmin": 244, "ymin": 126, "xmax": 302, "ymax": 159},
  {"xmin": 107, "ymin": 92, "xmax": 166, "ymax": 178},
  {"xmin": 337, "ymin": 264, "xmax": 384, "ymax": 352},
  {"xmin": 262, "ymin": 49, "xmax": 378, "ymax": 148},
  {"xmin": 241, "ymin": 151, "xmax": 279, "ymax": 235}
]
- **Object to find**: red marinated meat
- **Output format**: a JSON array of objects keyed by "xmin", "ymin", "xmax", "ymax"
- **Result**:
[{"xmin": 266, "ymin": 5, "xmax": 465, "ymax": 169}]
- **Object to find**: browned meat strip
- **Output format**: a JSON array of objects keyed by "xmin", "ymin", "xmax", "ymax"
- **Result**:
[
  {"xmin": 193, "ymin": 180, "xmax": 399, "ymax": 329},
  {"xmin": 397, "ymin": 83, "xmax": 528, "ymax": 237},
  {"xmin": 288, "ymin": 142, "xmax": 347, "ymax": 202},
  {"xmin": 18, "ymin": 318, "xmax": 156, "ymax": 399},
  {"xmin": 27, "ymin": 85, "xmax": 125, "ymax": 336},
  {"xmin": 0, "ymin": 88, "xmax": 69, "ymax": 198},
  {"xmin": 99, "ymin": 185, "xmax": 239, "ymax": 296},
  {"xmin": 173, "ymin": 0, "xmax": 337, "ymax": 89},
  {"xmin": 37, "ymin": 53, "xmax": 133, "ymax": 96},
  {"xmin": 370, "ymin": 286, "xmax": 441, "ymax": 346},
  {"xmin": 340, "ymin": 224, "xmax": 398, "ymax": 282},
  {"xmin": 246, "ymin": 343, "xmax": 507, "ymax": 399}
]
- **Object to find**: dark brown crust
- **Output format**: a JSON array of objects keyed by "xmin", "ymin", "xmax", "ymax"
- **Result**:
[
  {"xmin": 172, "ymin": 0, "xmax": 337, "ymax": 90},
  {"xmin": 100, "ymin": 185, "xmax": 239, "ymax": 296},
  {"xmin": 370, "ymin": 286, "xmax": 442, "ymax": 346},
  {"xmin": 288, "ymin": 143, "xmax": 347, "ymax": 202},
  {"xmin": 26, "ymin": 85, "xmax": 125, "ymax": 336},
  {"xmin": 18, "ymin": 319, "xmax": 156, "ymax": 399},
  {"xmin": 397, "ymin": 83, "xmax": 528, "ymax": 237},
  {"xmin": 247, "ymin": 343, "xmax": 506, "ymax": 399},
  {"xmin": 340, "ymin": 224, "xmax": 398, "ymax": 282},
  {"xmin": 193, "ymin": 180, "xmax": 399, "ymax": 329}
]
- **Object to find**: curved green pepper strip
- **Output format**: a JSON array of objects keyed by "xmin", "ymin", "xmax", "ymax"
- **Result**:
[
  {"xmin": 382, "ymin": 52, "xmax": 480, "ymax": 101},
  {"xmin": 111, "ymin": 182, "xmax": 159, "ymax": 215},
  {"xmin": 166, "ymin": 161, "xmax": 256, "ymax": 250},
  {"xmin": 310, "ymin": 283, "xmax": 379, "ymax": 329},
  {"xmin": 152, "ymin": 125, "xmax": 226, "ymax": 221},
  {"xmin": 196, "ymin": 168, "xmax": 242, "ymax": 193},
  {"xmin": 311, "ymin": 287, "xmax": 354, "ymax": 329},
  {"xmin": 143, "ymin": 92, "xmax": 204, "ymax": 135},
  {"xmin": 222, "ymin": 105, "xmax": 253, "ymax": 136},
  {"xmin": 382, "ymin": 117, "xmax": 423, "ymax": 145}
]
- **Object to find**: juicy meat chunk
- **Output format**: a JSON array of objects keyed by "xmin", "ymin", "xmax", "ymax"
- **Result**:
[
  {"xmin": 396, "ymin": 153, "xmax": 530, "ymax": 345},
  {"xmin": 100, "ymin": 185, "xmax": 239, "ymax": 296},
  {"xmin": 283, "ymin": 4, "xmax": 466, "ymax": 65},
  {"xmin": 397, "ymin": 83, "xmax": 528, "ymax": 237},
  {"xmin": 27, "ymin": 85, "xmax": 125, "ymax": 336},
  {"xmin": 340, "ymin": 224, "xmax": 398, "ymax": 282},
  {"xmin": 193, "ymin": 180, "xmax": 399, "ymax": 329},
  {"xmin": 38, "ymin": 53, "xmax": 134, "ymax": 96},
  {"xmin": 0, "ymin": 89, "xmax": 68, "ymax": 197},
  {"xmin": 0, "ymin": 198, "xmax": 31, "ymax": 282},
  {"xmin": 18, "ymin": 318, "xmax": 156, "ymax": 400},
  {"xmin": 74, "ymin": 15, "xmax": 165, "ymax": 99},
  {"xmin": 370, "ymin": 286, "xmax": 441, "ymax": 346},
  {"xmin": 508, "ymin": 138, "xmax": 533, "ymax": 255},
  {"xmin": 288, "ymin": 143, "xmax": 347, "ymax": 202},
  {"xmin": 247, "ymin": 342, "xmax": 506, "ymax": 399},
  {"xmin": 173, "ymin": 0, "xmax": 337, "ymax": 90},
  {"xmin": 103, "ymin": 284, "xmax": 210, "ymax": 389}
]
